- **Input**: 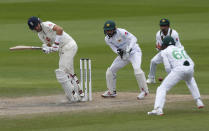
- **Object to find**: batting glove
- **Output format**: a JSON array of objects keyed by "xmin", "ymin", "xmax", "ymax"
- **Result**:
[
  {"xmin": 51, "ymin": 44, "xmax": 59, "ymax": 52},
  {"xmin": 42, "ymin": 47, "xmax": 52, "ymax": 54}
]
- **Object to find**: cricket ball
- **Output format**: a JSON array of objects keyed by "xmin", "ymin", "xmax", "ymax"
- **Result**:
[{"xmin": 158, "ymin": 77, "xmax": 163, "ymax": 82}]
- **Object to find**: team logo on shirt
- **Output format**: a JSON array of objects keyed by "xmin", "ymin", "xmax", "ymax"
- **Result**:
[
  {"xmin": 106, "ymin": 24, "xmax": 110, "ymax": 27},
  {"xmin": 118, "ymin": 39, "xmax": 121, "ymax": 42}
]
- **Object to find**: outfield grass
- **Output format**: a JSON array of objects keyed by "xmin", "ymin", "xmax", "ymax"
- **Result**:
[
  {"xmin": 0, "ymin": 100, "xmax": 208, "ymax": 131},
  {"xmin": 0, "ymin": 0, "xmax": 209, "ymax": 130},
  {"xmin": 0, "ymin": 0, "xmax": 209, "ymax": 97}
]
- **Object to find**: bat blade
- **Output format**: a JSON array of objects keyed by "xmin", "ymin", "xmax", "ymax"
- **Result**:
[{"xmin": 9, "ymin": 46, "xmax": 42, "ymax": 51}]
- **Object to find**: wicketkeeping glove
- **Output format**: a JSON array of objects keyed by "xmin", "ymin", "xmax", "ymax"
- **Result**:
[{"xmin": 117, "ymin": 49, "xmax": 124, "ymax": 59}]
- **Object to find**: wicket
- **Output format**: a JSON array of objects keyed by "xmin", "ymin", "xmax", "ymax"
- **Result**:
[{"xmin": 80, "ymin": 58, "xmax": 92, "ymax": 101}]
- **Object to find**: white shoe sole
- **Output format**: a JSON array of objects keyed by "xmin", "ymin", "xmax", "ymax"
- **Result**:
[
  {"xmin": 146, "ymin": 81, "xmax": 156, "ymax": 84},
  {"xmin": 101, "ymin": 95, "xmax": 117, "ymax": 98},
  {"xmin": 147, "ymin": 112, "xmax": 164, "ymax": 116}
]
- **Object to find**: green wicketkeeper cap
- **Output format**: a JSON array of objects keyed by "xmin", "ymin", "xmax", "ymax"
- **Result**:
[
  {"xmin": 160, "ymin": 18, "xmax": 170, "ymax": 26},
  {"xmin": 103, "ymin": 20, "xmax": 116, "ymax": 31}
]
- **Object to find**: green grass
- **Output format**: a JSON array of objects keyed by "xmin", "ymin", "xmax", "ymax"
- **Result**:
[
  {"xmin": 0, "ymin": 100, "xmax": 208, "ymax": 131},
  {"xmin": 0, "ymin": 0, "xmax": 209, "ymax": 97},
  {"xmin": 0, "ymin": 0, "xmax": 209, "ymax": 130}
]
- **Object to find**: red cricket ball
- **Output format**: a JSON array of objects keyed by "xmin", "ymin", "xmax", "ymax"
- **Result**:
[{"xmin": 158, "ymin": 77, "xmax": 163, "ymax": 82}]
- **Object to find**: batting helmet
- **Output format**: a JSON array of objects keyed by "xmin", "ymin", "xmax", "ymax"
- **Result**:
[{"xmin": 28, "ymin": 16, "xmax": 41, "ymax": 30}]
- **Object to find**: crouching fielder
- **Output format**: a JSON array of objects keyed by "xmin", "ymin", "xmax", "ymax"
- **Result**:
[
  {"xmin": 148, "ymin": 36, "xmax": 204, "ymax": 116},
  {"xmin": 27, "ymin": 16, "xmax": 83, "ymax": 102},
  {"xmin": 101, "ymin": 20, "xmax": 149, "ymax": 99},
  {"xmin": 147, "ymin": 18, "xmax": 183, "ymax": 84}
]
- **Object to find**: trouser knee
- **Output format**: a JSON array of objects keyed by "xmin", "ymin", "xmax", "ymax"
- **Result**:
[
  {"xmin": 134, "ymin": 68, "xmax": 143, "ymax": 75},
  {"xmin": 151, "ymin": 58, "xmax": 157, "ymax": 65},
  {"xmin": 106, "ymin": 68, "xmax": 116, "ymax": 79}
]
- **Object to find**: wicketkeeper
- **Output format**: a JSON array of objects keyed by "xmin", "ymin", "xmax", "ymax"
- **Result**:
[
  {"xmin": 148, "ymin": 36, "xmax": 204, "ymax": 116},
  {"xmin": 27, "ymin": 16, "xmax": 84, "ymax": 102},
  {"xmin": 101, "ymin": 20, "xmax": 149, "ymax": 99}
]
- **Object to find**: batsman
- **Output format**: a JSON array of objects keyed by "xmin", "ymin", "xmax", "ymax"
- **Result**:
[
  {"xmin": 27, "ymin": 16, "xmax": 83, "ymax": 102},
  {"xmin": 101, "ymin": 20, "xmax": 149, "ymax": 99}
]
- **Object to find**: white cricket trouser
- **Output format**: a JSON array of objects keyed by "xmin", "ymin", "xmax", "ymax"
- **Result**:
[
  {"xmin": 154, "ymin": 65, "xmax": 201, "ymax": 109},
  {"xmin": 148, "ymin": 52, "xmax": 163, "ymax": 79},
  {"xmin": 110, "ymin": 51, "xmax": 142, "ymax": 74},
  {"xmin": 59, "ymin": 41, "xmax": 78, "ymax": 75},
  {"xmin": 108, "ymin": 51, "xmax": 143, "ymax": 91}
]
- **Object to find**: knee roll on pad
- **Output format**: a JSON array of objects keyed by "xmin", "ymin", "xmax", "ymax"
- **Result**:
[
  {"xmin": 55, "ymin": 69, "xmax": 76, "ymax": 101},
  {"xmin": 55, "ymin": 69, "xmax": 68, "ymax": 83},
  {"xmin": 134, "ymin": 68, "xmax": 143, "ymax": 75}
]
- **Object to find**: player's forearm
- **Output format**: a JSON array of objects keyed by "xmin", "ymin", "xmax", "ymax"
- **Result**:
[
  {"xmin": 162, "ymin": 56, "xmax": 171, "ymax": 73},
  {"xmin": 53, "ymin": 25, "xmax": 63, "ymax": 45},
  {"xmin": 110, "ymin": 45, "xmax": 118, "ymax": 54},
  {"xmin": 53, "ymin": 25, "xmax": 63, "ymax": 35},
  {"xmin": 164, "ymin": 62, "xmax": 171, "ymax": 73},
  {"xmin": 106, "ymin": 42, "xmax": 118, "ymax": 54},
  {"xmin": 165, "ymin": 67, "xmax": 171, "ymax": 74}
]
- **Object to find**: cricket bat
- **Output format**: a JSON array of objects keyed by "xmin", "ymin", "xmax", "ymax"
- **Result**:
[{"xmin": 9, "ymin": 46, "xmax": 42, "ymax": 51}]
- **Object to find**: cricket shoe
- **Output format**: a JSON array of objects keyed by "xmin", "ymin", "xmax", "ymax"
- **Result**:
[
  {"xmin": 146, "ymin": 78, "xmax": 156, "ymax": 84},
  {"xmin": 101, "ymin": 90, "xmax": 117, "ymax": 98},
  {"xmin": 148, "ymin": 108, "xmax": 164, "ymax": 116},
  {"xmin": 196, "ymin": 98, "xmax": 204, "ymax": 109},
  {"xmin": 137, "ymin": 91, "xmax": 149, "ymax": 100}
]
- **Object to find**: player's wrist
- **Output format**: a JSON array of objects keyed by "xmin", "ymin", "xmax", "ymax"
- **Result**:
[
  {"xmin": 51, "ymin": 44, "xmax": 59, "ymax": 52},
  {"xmin": 55, "ymin": 35, "xmax": 62, "ymax": 44}
]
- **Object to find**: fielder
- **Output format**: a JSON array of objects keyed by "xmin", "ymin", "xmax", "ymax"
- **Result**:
[
  {"xmin": 101, "ymin": 20, "xmax": 149, "ymax": 99},
  {"xmin": 27, "ymin": 16, "xmax": 83, "ymax": 102},
  {"xmin": 147, "ymin": 18, "xmax": 183, "ymax": 84},
  {"xmin": 148, "ymin": 36, "xmax": 204, "ymax": 115}
]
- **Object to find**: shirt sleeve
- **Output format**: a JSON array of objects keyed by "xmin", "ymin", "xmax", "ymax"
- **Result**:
[
  {"xmin": 161, "ymin": 51, "xmax": 171, "ymax": 74},
  {"xmin": 105, "ymin": 37, "xmax": 118, "ymax": 54},
  {"xmin": 38, "ymin": 33, "xmax": 47, "ymax": 45},
  {"xmin": 121, "ymin": 29, "xmax": 137, "ymax": 52},
  {"xmin": 156, "ymin": 31, "xmax": 161, "ymax": 50},
  {"xmin": 43, "ymin": 21, "xmax": 56, "ymax": 30},
  {"xmin": 172, "ymin": 30, "xmax": 182, "ymax": 48}
]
